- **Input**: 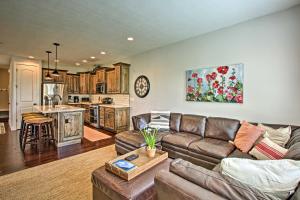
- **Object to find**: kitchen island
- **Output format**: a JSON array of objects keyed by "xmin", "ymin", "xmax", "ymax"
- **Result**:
[{"xmin": 34, "ymin": 105, "xmax": 85, "ymax": 147}]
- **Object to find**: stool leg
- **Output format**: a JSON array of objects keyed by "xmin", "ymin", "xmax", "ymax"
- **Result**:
[
  {"xmin": 19, "ymin": 118, "xmax": 24, "ymax": 147},
  {"xmin": 37, "ymin": 124, "xmax": 42, "ymax": 153},
  {"xmin": 22, "ymin": 124, "xmax": 28, "ymax": 151}
]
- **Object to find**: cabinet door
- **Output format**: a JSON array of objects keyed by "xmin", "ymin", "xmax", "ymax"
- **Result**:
[
  {"xmin": 66, "ymin": 75, "xmax": 73, "ymax": 94},
  {"xmin": 120, "ymin": 66, "xmax": 129, "ymax": 94},
  {"xmin": 73, "ymin": 76, "xmax": 80, "ymax": 94},
  {"xmin": 115, "ymin": 108, "xmax": 129, "ymax": 131},
  {"xmin": 106, "ymin": 70, "xmax": 114, "ymax": 93},
  {"xmin": 96, "ymin": 70, "xmax": 105, "ymax": 83},
  {"xmin": 85, "ymin": 74, "xmax": 90, "ymax": 94},
  {"xmin": 114, "ymin": 66, "xmax": 121, "ymax": 93},
  {"xmin": 79, "ymin": 74, "xmax": 84, "ymax": 94},
  {"xmin": 89, "ymin": 75, "xmax": 96, "ymax": 94},
  {"xmin": 99, "ymin": 107, "xmax": 104, "ymax": 127},
  {"xmin": 104, "ymin": 107, "xmax": 115, "ymax": 130}
]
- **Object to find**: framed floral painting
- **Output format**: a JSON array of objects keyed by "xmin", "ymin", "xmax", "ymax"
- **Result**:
[{"xmin": 186, "ymin": 64, "xmax": 244, "ymax": 103}]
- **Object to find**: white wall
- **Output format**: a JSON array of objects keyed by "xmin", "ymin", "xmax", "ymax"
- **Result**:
[{"xmin": 128, "ymin": 6, "xmax": 300, "ymax": 125}]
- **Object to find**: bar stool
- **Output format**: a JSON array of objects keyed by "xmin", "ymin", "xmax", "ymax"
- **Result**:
[
  {"xmin": 22, "ymin": 117, "xmax": 54, "ymax": 152},
  {"xmin": 19, "ymin": 113, "xmax": 45, "ymax": 147}
]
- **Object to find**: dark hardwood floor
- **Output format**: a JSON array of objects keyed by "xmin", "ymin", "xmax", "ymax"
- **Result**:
[{"xmin": 0, "ymin": 121, "xmax": 115, "ymax": 176}]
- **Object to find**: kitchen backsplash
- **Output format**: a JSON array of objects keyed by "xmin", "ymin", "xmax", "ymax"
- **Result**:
[
  {"xmin": 68, "ymin": 94, "xmax": 130, "ymax": 106},
  {"xmin": 91, "ymin": 94, "xmax": 130, "ymax": 106}
]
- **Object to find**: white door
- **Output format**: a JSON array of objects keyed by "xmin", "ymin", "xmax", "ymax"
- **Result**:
[{"xmin": 16, "ymin": 64, "xmax": 39, "ymax": 128}]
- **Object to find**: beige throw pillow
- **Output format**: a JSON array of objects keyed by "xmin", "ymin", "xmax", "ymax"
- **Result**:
[{"xmin": 258, "ymin": 124, "xmax": 291, "ymax": 147}]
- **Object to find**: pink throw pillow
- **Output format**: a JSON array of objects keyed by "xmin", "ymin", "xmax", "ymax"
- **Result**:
[{"xmin": 234, "ymin": 121, "xmax": 264, "ymax": 153}]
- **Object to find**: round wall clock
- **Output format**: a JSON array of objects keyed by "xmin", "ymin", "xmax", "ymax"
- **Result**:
[{"xmin": 134, "ymin": 75, "xmax": 150, "ymax": 98}]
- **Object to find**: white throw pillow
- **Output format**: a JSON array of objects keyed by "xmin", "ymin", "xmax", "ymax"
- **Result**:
[
  {"xmin": 148, "ymin": 111, "xmax": 170, "ymax": 130},
  {"xmin": 220, "ymin": 158, "xmax": 300, "ymax": 200},
  {"xmin": 258, "ymin": 124, "xmax": 291, "ymax": 147}
]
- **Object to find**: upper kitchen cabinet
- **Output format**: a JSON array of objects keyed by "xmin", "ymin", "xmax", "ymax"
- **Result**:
[
  {"xmin": 66, "ymin": 74, "xmax": 80, "ymax": 94},
  {"xmin": 106, "ymin": 63, "xmax": 130, "ymax": 94},
  {"xmin": 42, "ymin": 68, "xmax": 67, "ymax": 83},
  {"xmin": 96, "ymin": 69, "xmax": 106, "ymax": 83},
  {"xmin": 79, "ymin": 72, "xmax": 90, "ymax": 94},
  {"xmin": 89, "ymin": 74, "xmax": 97, "ymax": 94}
]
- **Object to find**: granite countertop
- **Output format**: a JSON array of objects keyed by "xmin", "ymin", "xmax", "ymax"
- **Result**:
[
  {"xmin": 34, "ymin": 105, "xmax": 85, "ymax": 114},
  {"xmin": 67, "ymin": 102, "xmax": 129, "ymax": 108}
]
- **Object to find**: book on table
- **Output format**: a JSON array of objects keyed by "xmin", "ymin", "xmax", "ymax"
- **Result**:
[{"xmin": 113, "ymin": 160, "xmax": 137, "ymax": 171}]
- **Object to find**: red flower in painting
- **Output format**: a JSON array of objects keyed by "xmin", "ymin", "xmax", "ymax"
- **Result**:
[
  {"xmin": 235, "ymin": 95, "xmax": 243, "ymax": 103},
  {"xmin": 229, "ymin": 86, "xmax": 238, "ymax": 93},
  {"xmin": 187, "ymin": 86, "xmax": 194, "ymax": 93},
  {"xmin": 217, "ymin": 87, "xmax": 224, "ymax": 94},
  {"xmin": 226, "ymin": 93, "xmax": 234, "ymax": 101},
  {"xmin": 192, "ymin": 73, "xmax": 198, "ymax": 78},
  {"xmin": 197, "ymin": 78, "xmax": 202, "ymax": 85},
  {"xmin": 229, "ymin": 76, "xmax": 236, "ymax": 80},
  {"xmin": 212, "ymin": 81, "xmax": 219, "ymax": 89},
  {"xmin": 211, "ymin": 72, "xmax": 217, "ymax": 80},
  {"xmin": 217, "ymin": 66, "xmax": 229, "ymax": 74},
  {"xmin": 206, "ymin": 74, "xmax": 212, "ymax": 82}
]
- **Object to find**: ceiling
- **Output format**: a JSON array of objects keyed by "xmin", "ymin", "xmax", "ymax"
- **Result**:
[{"xmin": 0, "ymin": 0, "xmax": 299, "ymax": 67}]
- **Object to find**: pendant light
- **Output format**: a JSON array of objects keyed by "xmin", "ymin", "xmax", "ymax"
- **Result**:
[
  {"xmin": 45, "ymin": 50, "xmax": 52, "ymax": 80},
  {"xmin": 52, "ymin": 42, "xmax": 60, "ymax": 76}
]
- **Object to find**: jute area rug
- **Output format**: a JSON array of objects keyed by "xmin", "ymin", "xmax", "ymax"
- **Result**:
[{"xmin": 0, "ymin": 145, "xmax": 117, "ymax": 200}]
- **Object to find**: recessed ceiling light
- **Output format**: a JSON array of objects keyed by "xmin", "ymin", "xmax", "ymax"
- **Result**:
[
  {"xmin": 127, "ymin": 37, "xmax": 134, "ymax": 41},
  {"xmin": 82, "ymin": 60, "xmax": 88, "ymax": 63},
  {"xmin": 100, "ymin": 51, "xmax": 106, "ymax": 55},
  {"xmin": 90, "ymin": 56, "xmax": 95, "ymax": 59},
  {"xmin": 28, "ymin": 56, "xmax": 34, "ymax": 59},
  {"xmin": 75, "ymin": 62, "xmax": 80, "ymax": 66}
]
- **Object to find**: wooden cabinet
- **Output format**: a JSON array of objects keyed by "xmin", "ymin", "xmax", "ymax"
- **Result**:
[
  {"xmin": 99, "ymin": 107, "xmax": 105, "ymax": 127},
  {"xmin": 42, "ymin": 68, "xmax": 67, "ymax": 83},
  {"xmin": 102, "ymin": 107, "xmax": 129, "ymax": 133},
  {"xmin": 96, "ymin": 69, "xmax": 106, "ymax": 83},
  {"xmin": 106, "ymin": 63, "xmax": 130, "ymax": 94},
  {"xmin": 82, "ymin": 104, "xmax": 90, "ymax": 123},
  {"xmin": 66, "ymin": 74, "xmax": 80, "ymax": 94},
  {"xmin": 104, "ymin": 107, "xmax": 115, "ymax": 130},
  {"xmin": 79, "ymin": 73, "xmax": 90, "ymax": 94},
  {"xmin": 89, "ymin": 74, "xmax": 97, "ymax": 94}
]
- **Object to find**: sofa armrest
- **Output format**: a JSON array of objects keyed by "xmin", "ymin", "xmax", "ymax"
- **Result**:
[
  {"xmin": 170, "ymin": 159, "xmax": 272, "ymax": 200},
  {"xmin": 155, "ymin": 170, "xmax": 226, "ymax": 200}
]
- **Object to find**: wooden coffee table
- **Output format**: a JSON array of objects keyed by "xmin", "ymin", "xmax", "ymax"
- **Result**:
[{"xmin": 91, "ymin": 148, "xmax": 171, "ymax": 200}]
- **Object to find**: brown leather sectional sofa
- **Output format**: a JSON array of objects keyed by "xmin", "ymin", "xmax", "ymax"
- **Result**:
[{"xmin": 115, "ymin": 112, "xmax": 300, "ymax": 200}]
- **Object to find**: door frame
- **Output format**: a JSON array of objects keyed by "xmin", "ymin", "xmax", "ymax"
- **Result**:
[{"xmin": 9, "ymin": 57, "xmax": 41, "ymax": 130}]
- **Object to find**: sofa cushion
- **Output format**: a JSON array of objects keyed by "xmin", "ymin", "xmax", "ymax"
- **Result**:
[
  {"xmin": 169, "ymin": 113, "xmax": 182, "ymax": 132},
  {"xmin": 205, "ymin": 117, "xmax": 240, "ymax": 141},
  {"xmin": 188, "ymin": 138, "xmax": 235, "ymax": 159},
  {"xmin": 284, "ymin": 142, "xmax": 300, "ymax": 160},
  {"xmin": 162, "ymin": 132, "xmax": 200, "ymax": 149},
  {"xmin": 179, "ymin": 114, "xmax": 206, "ymax": 136},
  {"xmin": 132, "ymin": 113, "xmax": 150, "ymax": 131},
  {"xmin": 116, "ymin": 130, "xmax": 169, "ymax": 148},
  {"xmin": 228, "ymin": 149, "xmax": 255, "ymax": 160},
  {"xmin": 169, "ymin": 159, "xmax": 271, "ymax": 200},
  {"xmin": 286, "ymin": 128, "xmax": 300, "ymax": 149}
]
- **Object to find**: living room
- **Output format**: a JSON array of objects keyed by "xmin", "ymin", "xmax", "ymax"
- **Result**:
[{"xmin": 0, "ymin": 0, "xmax": 300, "ymax": 200}]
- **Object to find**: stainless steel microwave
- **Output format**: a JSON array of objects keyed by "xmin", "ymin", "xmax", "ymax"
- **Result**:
[{"xmin": 96, "ymin": 83, "xmax": 106, "ymax": 94}]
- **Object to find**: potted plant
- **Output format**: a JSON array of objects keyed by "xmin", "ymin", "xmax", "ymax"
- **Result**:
[{"xmin": 140, "ymin": 128, "xmax": 158, "ymax": 157}]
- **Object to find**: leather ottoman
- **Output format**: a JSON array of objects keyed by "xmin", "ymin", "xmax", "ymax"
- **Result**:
[{"xmin": 91, "ymin": 159, "xmax": 172, "ymax": 200}]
